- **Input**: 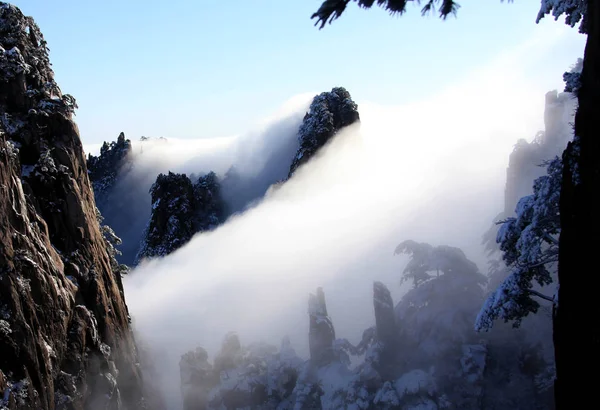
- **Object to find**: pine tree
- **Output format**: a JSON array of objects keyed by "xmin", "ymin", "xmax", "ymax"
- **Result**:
[
  {"xmin": 476, "ymin": 158, "xmax": 561, "ymax": 331},
  {"xmin": 394, "ymin": 241, "xmax": 487, "ymax": 359}
]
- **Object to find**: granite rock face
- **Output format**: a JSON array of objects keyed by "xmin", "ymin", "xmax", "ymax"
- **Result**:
[{"xmin": 0, "ymin": 4, "xmax": 147, "ymax": 409}]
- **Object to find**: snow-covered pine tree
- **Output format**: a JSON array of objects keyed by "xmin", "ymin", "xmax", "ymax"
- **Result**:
[
  {"xmin": 476, "ymin": 158, "xmax": 561, "ymax": 331},
  {"xmin": 312, "ymin": 0, "xmax": 587, "ymax": 32},
  {"xmin": 536, "ymin": 0, "xmax": 588, "ymax": 33},
  {"xmin": 394, "ymin": 241, "xmax": 486, "ymax": 359}
]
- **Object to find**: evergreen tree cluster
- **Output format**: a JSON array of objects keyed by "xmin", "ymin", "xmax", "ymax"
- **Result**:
[{"xmin": 87, "ymin": 132, "xmax": 132, "ymax": 196}]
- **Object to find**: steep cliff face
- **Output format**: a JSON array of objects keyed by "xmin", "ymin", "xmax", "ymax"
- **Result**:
[
  {"xmin": 0, "ymin": 4, "xmax": 145, "ymax": 409},
  {"xmin": 87, "ymin": 133, "xmax": 150, "ymax": 265},
  {"xmin": 308, "ymin": 288, "xmax": 336, "ymax": 366},
  {"xmin": 135, "ymin": 172, "xmax": 197, "ymax": 262}
]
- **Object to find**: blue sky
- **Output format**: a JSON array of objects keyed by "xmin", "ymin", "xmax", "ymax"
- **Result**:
[{"xmin": 11, "ymin": 0, "xmax": 585, "ymax": 145}]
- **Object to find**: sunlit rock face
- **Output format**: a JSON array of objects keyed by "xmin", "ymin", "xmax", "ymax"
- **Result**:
[{"xmin": 0, "ymin": 3, "xmax": 150, "ymax": 409}]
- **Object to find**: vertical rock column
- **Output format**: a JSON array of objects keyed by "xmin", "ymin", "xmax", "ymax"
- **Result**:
[{"xmin": 308, "ymin": 287, "xmax": 336, "ymax": 365}]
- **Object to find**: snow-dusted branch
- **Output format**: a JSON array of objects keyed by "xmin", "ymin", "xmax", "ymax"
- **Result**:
[
  {"xmin": 527, "ymin": 289, "xmax": 555, "ymax": 303},
  {"xmin": 476, "ymin": 158, "xmax": 562, "ymax": 331},
  {"xmin": 542, "ymin": 231, "xmax": 559, "ymax": 246}
]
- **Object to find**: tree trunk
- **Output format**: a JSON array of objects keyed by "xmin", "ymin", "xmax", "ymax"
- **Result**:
[{"xmin": 554, "ymin": 1, "xmax": 600, "ymax": 408}]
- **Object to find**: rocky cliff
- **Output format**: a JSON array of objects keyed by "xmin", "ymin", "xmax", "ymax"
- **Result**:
[
  {"xmin": 135, "ymin": 171, "xmax": 224, "ymax": 263},
  {"xmin": 87, "ymin": 133, "xmax": 147, "ymax": 266},
  {"xmin": 0, "ymin": 4, "xmax": 147, "ymax": 409},
  {"xmin": 288, "ymin": 87, "xmax": 359, "ymax": 178}
]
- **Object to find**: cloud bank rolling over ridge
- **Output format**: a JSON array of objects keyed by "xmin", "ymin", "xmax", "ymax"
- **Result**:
[{"xmin": 117, "ymin": 24, "xmax": 581, "ymax": 406}]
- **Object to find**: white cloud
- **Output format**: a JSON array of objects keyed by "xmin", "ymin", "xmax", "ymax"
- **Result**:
[{"xmin": 121, "ymin": 26, "xmax": 579, "ymax": 406}]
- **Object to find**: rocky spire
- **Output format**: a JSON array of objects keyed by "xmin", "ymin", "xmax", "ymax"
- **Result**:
[
  {"xmin": 288, "ymin": 87, "xmax": 359, "ymax": 178},
  {"xmin": 308, "ymin": 287, "xmax": 336, "ymax": 365},
  {"xmin": 135, "ymin": 170, "xmax": 225, "ymax": 263},
  {"xmin": 0, "ymin": 4, "xmax": 147, "ymax": 408},
  {"xmin": 373, "ymin": 281, "xmax": 396, "ymax": 346}
]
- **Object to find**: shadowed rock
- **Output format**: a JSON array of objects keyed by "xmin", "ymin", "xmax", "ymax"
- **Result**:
[
  {"xmin": 308, "ymin": 287, "xmax": 336, "ymax": 365},
  {"xmin": 373, "ymin": 281, "xmax": 397, "ymax": 346},
  {"xmin": 288, "ymin": 87, "xmax": 359, "ymax": 178},
  {"xmin": 135, "ymin": 171, "xmax": 225, "ymax": 264}
]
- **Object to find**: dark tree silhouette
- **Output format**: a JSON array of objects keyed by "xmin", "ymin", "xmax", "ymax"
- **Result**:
[{"xmin": 311, "ymin": 0, "xmax": 460, "ymax": 28}]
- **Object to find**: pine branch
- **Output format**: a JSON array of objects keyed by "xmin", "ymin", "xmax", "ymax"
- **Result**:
[
  {"xmin": 311, "ymin": 0, "xmax": 460, "ymax": 29},
  {"xmin": 542, "ymin": 231, "xmax": 559, "ymax": 246},
  {"xmin": 527, "ymin": 289, "xmax": 555, "ymax": 303}
]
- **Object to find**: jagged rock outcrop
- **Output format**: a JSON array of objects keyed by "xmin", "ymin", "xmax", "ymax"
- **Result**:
[
  {"xmin": 135, "ymin": 172, "xmax": 196, "ymax": 261},
  {"xmin": 373, "ymin": 281, "xmax": 396, "ymax": 346},
  {"xmin": 372, "ymin": 281, "xmax": 400, "ymax": 380},
  {"xmin": 192, "ymin": 172, "xmax": 224, "ymax": 233},
  {"xmin": 88, "ymin": 134, "xmax": 171, "ymax": 265},
  {"xmin": 135, "ymin": 171, "xmax": 225, "ymax": 263},
  {"xmin": 308, "ymin": 287, "xmax": 336, "ymax": 366},
  {"xmin": 288, "ymin": 87, "xmax": 359, "ymax": 178},
  {"xmin": 87, "ymin": 132, "xmax": 132, "ymax": 197},
  {"xmin": 0, "ymin": 3, "xmax": 146, "ymax": 409},
  {"xmin": 177, "ymin": 279, "xmax": 499, "ymax": 409}
]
